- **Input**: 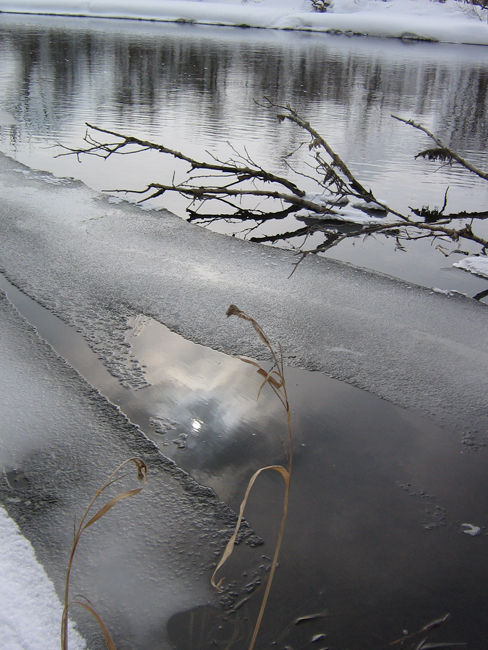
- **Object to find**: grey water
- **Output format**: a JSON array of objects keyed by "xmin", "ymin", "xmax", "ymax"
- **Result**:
[
  {"xmin": 2, "ymin": 271, "xmax": 488, "ymax": 649},
  {"xmin": 0, "ymin": 13, "xmax": 488, "ymax": 301}
]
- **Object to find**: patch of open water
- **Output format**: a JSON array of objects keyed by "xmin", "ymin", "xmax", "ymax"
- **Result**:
[
  {"xmin": 0, "ymin": 14, "xmax": 487, "ymax": 300},
  {"xmin": 2, "ymin": 272, "xmax": 488, "ymax": 649}
]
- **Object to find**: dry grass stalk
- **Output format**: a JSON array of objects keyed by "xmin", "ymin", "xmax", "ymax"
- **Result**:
[
  {"xmin": 61, "ymin": 457, "xmax": 147, "ymax": 650},
  {"xmin": 211, "ymin": 305, "xmax": 293, "ymax": 650}
]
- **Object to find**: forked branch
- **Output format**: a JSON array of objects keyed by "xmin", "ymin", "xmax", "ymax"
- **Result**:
[
  {"xmin": 60, "ymin": 105, "xmax": 488, "ymax": 266},
  {"xmin": 392, "ymin": 114, "xmax": 488, "ymax": 182}
]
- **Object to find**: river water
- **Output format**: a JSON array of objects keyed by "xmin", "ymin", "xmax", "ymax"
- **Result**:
[
  {"xmin": 1, "ymin": 13, "xmax": 488, "ymax": 650},
  {"xmin": 0, "ymin": 13, "xmax": 488, "ymax": 297}
]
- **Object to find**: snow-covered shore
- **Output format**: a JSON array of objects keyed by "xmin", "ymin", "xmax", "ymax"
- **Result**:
[
  {"xmin": 0, "ymin": 506, "xmax": 85, "ymax": 650},
  {"xmin": 0, "ymin": 0, "xmax": 487, "ymax": 45}
]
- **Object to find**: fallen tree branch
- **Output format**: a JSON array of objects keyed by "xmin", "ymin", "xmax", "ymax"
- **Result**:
[{"xmin": 59, "ymin": 104, "xmax": 488, "ymax": 267}]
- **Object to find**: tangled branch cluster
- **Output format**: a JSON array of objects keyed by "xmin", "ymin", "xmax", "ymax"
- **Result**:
[{"xmin": 58, "ymin": 102, "xmax": 488, "ymax": 275}]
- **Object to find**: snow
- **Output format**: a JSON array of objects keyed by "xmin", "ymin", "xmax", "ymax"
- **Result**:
[
  {"xmin": 0, "ymin": 0, "xmax": 487, "ymax": 45},
  {"xmin": 298, "ymin": 193, "xmax": 387, "ymax": 223},
  {"xmin": 453, "ymin": 255, "xmax": 488, "ymax": 279},
  {"xmin": 431, "ymin": 287, "xmax": 468, "ymax": 297},
  {"xmin": 298, "ymin": 206, "xmax": 385, "ymax": 223},
  {"xmin": 0, "ymin": 506, "xmax": 86, "ymax": 650}
]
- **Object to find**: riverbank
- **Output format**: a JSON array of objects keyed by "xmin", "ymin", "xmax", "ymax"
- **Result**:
[{"xmin": 0, "ymin": 0, "xmax": 487, "ymax": 44}]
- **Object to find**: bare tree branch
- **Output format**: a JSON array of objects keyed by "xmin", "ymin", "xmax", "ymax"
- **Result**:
[
  {"xmin": 391, "ymin": 114, "xmax": 488, "ymax": 182},
  {"xmin": 58, "ymin": 123, "xmax": 306, "ymax": 197},
  {"xmin": 59, "ymin": 105, "xmax": 488, "ymax": 268}
]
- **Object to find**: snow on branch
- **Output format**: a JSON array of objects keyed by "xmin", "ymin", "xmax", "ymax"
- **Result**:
[{"xmin": 58, "ymin": 102, "xmax": 488, "ymax": 274}]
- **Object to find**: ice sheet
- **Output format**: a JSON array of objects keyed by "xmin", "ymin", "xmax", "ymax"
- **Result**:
[
  {"xmin": 0, "ymin": 0, "xmax": 487, "ymax": 45},
  {"xmin": 0, "ymin": 151, "xmax": 486, "ymax": 437},
  {"xmin": 0, "ymin": 289, "xmax": 262, "ymax": 650}
]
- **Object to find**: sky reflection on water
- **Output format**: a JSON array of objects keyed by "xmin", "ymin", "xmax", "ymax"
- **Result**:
[
  {"xmin": 0, "ymin": 15, "xmax": 488, "ymax": 297},
  {"xmin": 2, "ymin": 268, "xmax": 488, "ymax": 649}
]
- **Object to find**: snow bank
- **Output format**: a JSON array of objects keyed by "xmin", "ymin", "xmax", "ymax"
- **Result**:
[
  {"xmin": 0, "ymin": 506, "xmax": 86, "ymax": 650},
  {"xmin": 454, "ymin": 255, "xmax": 488, "ymax": 279},
  {"xmin": 0, "ymin": 0, "xmax": 487, "ymax": 45}
]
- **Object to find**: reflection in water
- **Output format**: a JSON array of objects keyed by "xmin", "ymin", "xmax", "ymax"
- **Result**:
[
  {"xmin": 126, "ymin": 316, "xmax": 286, "ymax": 503},
  {"xmin": 2, "ymin": 19, "xmax": 488, "ymax": 147},
  {"xmin": 129, "ymin": 315, "xmax": 488, "ymax": 650},
  {"xmin": 0, "ymin": 16, "xmax": 488, "ymax": 300},
  {"xmin": 2, "ymin": 271, "xmax": 488, "ymax": 648}
]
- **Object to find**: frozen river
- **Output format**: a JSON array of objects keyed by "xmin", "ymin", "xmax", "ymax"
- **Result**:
[
  {"xmin": 0, "ymin": 13, "xmax": 487, "ymax": 650},
  {"xmin": 0, "ymin": 13, "xmax": 488, "ymax": 297}
]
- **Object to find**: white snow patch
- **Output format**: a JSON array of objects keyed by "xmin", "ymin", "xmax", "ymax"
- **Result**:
[
  {"xmin": 431, "ymin": 287, "xmax": 468, "ymax": 297},
  {"xmin": 0, "ymin": 506, "xmax": 86, "ymax": 650},
  {"xmin": 351, "ymin": 200, "xmax": 388, "ymax": 212},
  {"xmin": 298, "ymin": 204, "xmax": 385, "ymax": 224},
  {"xmin": 462, "ymin": 523, "xmax": 481, "ymax": 536},
  {"xmin": 453, "ymin": 256, "xmax": 488, "ymax": 280},
  {"xmin": 0, "ymin": 0, "xmax": 487, "ymax": 45}
]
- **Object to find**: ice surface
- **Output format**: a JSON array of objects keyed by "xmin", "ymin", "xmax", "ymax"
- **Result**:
[
  {"xmin": 0, "ymin": 506, "xmax": 86, "ymax": 650},
  {"xmin": 0, "ymin": 0, "xmax": 487, "ymax": 45},
  {"xmin": 0, "ymin": 289, "xmax": 263, "ymax": 650},
  {"xmin": 454, "ymin": 255, "xmax": 488, "ymax": 280},
  {"xmin": 0, "ymin": 151, "xmax": 486, "ymax": 437}
]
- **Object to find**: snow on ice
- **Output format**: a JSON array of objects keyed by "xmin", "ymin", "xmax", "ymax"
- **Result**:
[
  {"xmin": 454, "ymin": 255, "xmax": 488, "ymax": 279},
  {"xmin": 0, "ymin": 506, "xmax": 86, "ymax": 650}
]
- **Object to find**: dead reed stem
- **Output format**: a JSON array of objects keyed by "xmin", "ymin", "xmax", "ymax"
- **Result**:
[
  {"xmin": 61, "ymin": 457, "xmax": 147, "ymax": 650},
  {"xmin": 212, "ymin": 305, "xmax": 293, "ymax": 650}
]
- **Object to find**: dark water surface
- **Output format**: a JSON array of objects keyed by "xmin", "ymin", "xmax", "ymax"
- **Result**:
[
  {"xmin": 0, "ymin": 14, "xmax": 488, "ymax": 299},
  {"xmin": 2, "ymin": 273, "xmax": 488, "ymax": 650}
]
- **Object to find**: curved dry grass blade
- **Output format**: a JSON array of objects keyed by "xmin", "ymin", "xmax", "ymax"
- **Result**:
[
  {"xmin": 256, "ymin": 367, "xmax": 283, "ymax": 390},
  {"xmin": 71, "ymin": 598, "xmax": 118, "ymax": 650},
  {"xmin": 62, "ymin": 458, "xmax": 147, "ymax": 650},
  {"xmin": 223, "ymin": 305, "xmax": 293, "ymax": 650},
  {"xmin": 212, "ymin": 464, "xmax": 290, "ymax": 589},
  {"xmin": 82, "ymin": 484, "xmax": 146, "ymax": 531},
  {"xmin": 249, "ymin": 477, "xmax": 289, "ymax": 650},
  {"xmin": 226, "ymin": 305, "xmax": 271, "ymax": 348}
]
